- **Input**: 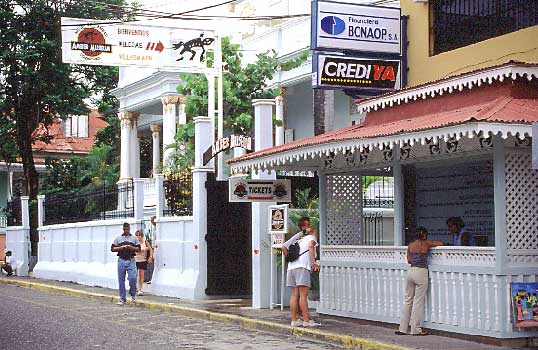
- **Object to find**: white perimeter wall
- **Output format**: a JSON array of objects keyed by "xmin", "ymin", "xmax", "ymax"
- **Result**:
[{"xmin": 5, "ymin": 226, "xmax": 29, "ymax": 276}]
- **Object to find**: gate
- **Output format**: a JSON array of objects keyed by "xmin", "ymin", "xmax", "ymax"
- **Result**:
[{"xmin": 205, "ymin": 174, "xmax": 251, "ymax": 296}]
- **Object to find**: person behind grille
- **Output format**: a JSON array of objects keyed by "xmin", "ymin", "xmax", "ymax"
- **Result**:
[{"xmin": 396, "ymin": 227, "xmax": 443, "ymax": 336}]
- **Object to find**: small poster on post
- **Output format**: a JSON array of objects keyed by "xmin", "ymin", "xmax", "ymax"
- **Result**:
[
  {"xmin": 511, "ymin": 283, "xmax": 538, "ymax": 328},
  {"xmin": 269, "ymin": 204, "xmax": 288, "ymax": 234}
]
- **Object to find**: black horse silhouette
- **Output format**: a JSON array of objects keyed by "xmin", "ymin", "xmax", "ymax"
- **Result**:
[{"xmin": 173, "ymin": 33, "xmax": 215, "ymax": 62}]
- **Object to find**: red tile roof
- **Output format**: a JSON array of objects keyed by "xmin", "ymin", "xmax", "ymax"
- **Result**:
[
  {"xmin": 230, "ymin": 96, "xmax": 538, "ymax": 164},
  {"xmin": 32, "ymin": 110, "xmax": 108, "ymax": 157}
]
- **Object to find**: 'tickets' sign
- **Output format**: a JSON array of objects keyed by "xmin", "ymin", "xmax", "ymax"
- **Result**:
[
  {"xmin": 229, "ymin": 178, "xmax": 291, "ymax": 203},
  {"xmin": 61, "ymin": 17, "xmax": 215, "ymax": 70},
  {"xmin": 313, "ymin": 54, "xmax": 400, "ymax": 91},
  {"xmin": 203, "ymin": 134, "xmax": 253, "ymax": 165}
]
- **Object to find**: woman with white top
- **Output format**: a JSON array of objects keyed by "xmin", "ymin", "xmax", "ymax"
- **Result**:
[
  {"xmin": 282, "ymin": 217, "xmax": 321, "ymax": 328},
  {"xmin": 134, "ymin": 230, "xmax": 153, "ymax": 296}
]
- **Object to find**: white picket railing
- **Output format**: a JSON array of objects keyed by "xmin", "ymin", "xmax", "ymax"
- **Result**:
[{"xmin": 318, "ymin": 246, "xmax": 519, "ymax": 337}]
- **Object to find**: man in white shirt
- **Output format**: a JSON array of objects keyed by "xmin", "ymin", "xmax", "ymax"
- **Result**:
[
  {"xmin": 2, "ymin": 251, "xmax": 15, "ymax": 276},
  {"xmin": 282, "ymin": 217, "xmax": 321, "ymax": 327}
]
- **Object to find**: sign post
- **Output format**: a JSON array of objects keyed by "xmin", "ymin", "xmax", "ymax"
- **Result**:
[{"xmin": 269, "ymin": 204, "xmax": 288, "ymax": 310}]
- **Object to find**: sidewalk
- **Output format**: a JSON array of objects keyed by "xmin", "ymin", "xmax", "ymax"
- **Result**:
[{"xmin": 0, "ymin": 276, "xmax": 522, "ymax": 350}]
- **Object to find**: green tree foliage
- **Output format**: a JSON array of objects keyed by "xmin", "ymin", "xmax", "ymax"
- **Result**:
[
  {"xmin": 0, "ymin": 0, "xmax": 134, "ymax": 253},
  {"xmin": 167, "ymin": 37, "xmax": 308, "ymax": 171}
]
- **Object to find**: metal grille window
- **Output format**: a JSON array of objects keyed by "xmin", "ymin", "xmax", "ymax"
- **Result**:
[
  {"xmin": 43, "ymin": 181, "xmax": 134, "ymax": 225},
  {"xmin": 431, "ymin": 0, "xmax": 538, "ymax": 55},
  {"xmin": 163, "ymin": 172, "xmax": 193, "ymax": 217},
  {"xmin": 6, "ymin": 197, "xmax": 22, "ymax": 227}
]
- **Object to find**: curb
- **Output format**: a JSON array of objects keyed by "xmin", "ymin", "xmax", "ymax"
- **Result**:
[{"xmin": 0, "ymin": 278, "xmax": 409, "ymax": 350}]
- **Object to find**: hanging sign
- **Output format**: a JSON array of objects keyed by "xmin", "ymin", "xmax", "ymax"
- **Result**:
[
  {"xmin": 313, "ymin": 54, "xmax": 401, "ymax": 91},
  {"xmin": 61, "ymin": 17, "xmax": 215, "ymax": 70},
  {"xmin": 229, "ymin": 178, "xmax": 291, "ymax": 203},
  {"xmin": 269, "ymin": 204, "xmax": 288, "ymax": 234},
  {"xmin": 311, "ymin": 0, "xmax": 401, "ymax": 55},
  {"xmin": 203, "ymin": 134, "xmax": 253, "ymax": 165}
]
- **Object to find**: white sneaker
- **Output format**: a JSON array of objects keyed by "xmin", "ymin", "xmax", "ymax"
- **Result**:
[
  {"xmin": 137, "ymin": 291, "xmax": 144, "ymax": 296},
  {"xmin": 290, "ymin": 319, "xmax": 302, "ymax": 327},
  {"xmin": 116, "ymin": 300, "xmax": 125, "ymax": 306},
  {"xmin": 303, "ymin": 319, "xmax": 321, "ymax": 327}
]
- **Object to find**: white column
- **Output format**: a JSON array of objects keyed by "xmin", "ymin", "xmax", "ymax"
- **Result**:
[
  {"xmin": 37, "ymin": 195, "xmax": 45, "ymax": 228},
  {"xmin": 133, "ymin": 178, "xmax": 145, "ymax": 221},
  {"xmin": 318, "ymin": 173, "xmax": 327, "ymax": 245},
  {"xmin": 119, "ymin": 111, "xmax": 135, "ymax": 180},
  {"xmin": 275, "ymin": 88, "xmax": 286, "ymax": 146},
  {"xmin": 392, "ymin": 156, "xmax": 404, "ymax": 246},
  {"xmin": 7, "ymin": 170, "xmax": 13, "ymax": 200},
  {"xmin": 132, "ymin": 134, "xmax": 140, "ymax": 179},
  {"xmin": 206, "ymin": 73, "xmax": 216, "ymax": 173},
  {"xmin": 162, "ymin": 95, "xmax": 179, "ymax": 168},
  {"xmin": 493, "ymin": 136, "xmax": 507, "ymax": 274},
  {"xmin": 192, "ymin": 116, "xmax": 213, "ymax": 298},
  {"xmin": 178, "ymin": 96, "xmax": 187, "ymax": 125},
  {"xmin": 150, "ymin": 124, "xmax": 161, "ymax": 177},
  {"xmin": 251, "ymin": 99, "xmax": 275, "ymax": 309},
  {"xmin": 216, "ymin": 35, "xmax": 224, "ymax": 181},
  {"xmin": 155, "ymin": 174, "xmax": 164, "ymax": 219}
]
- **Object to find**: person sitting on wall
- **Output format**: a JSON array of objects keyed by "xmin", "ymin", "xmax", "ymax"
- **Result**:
[
  {"xmin": 447, "ymin": 217, "xmax": 475, "ymax": 246},
  {"xmin": 1, "ymin": 251, "xmax": 15, "ymax": 276},
  {"xmin": 282, "ymin": 216, "xmax": 321, "ymax": 328}
]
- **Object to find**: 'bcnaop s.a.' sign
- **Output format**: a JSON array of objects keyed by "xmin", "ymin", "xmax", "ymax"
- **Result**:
[
  {"xmin": 313, "ymin": 54, "xmax": 401, "ymax": 91},
  {"xmin": 311, "ymin": 0, "xmax": 401, "ymax": 55}
]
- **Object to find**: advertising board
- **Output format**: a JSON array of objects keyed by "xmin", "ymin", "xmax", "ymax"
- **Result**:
[{"xmin": 311, "ymin": 1, "xmax": 401, "ymax": 55}]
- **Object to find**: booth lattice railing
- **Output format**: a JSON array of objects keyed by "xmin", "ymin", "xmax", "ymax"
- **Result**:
[
  {"xmin": 43, "ymin": 181, "xmax": 134, "ymax": 225},
  {"xmin": 318, "ymin": 246, "xmax": 510, "ymax": 335}
]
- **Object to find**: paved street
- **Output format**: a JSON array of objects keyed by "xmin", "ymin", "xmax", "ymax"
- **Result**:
[{"xmin": 1, "ymin": 284, "xmax": 340, "ymax": 350}]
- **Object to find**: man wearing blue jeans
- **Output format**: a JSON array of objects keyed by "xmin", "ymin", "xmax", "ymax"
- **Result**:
[{"xmin": 111, "ymin": 222, "xmax": 140, "ymax": 305}]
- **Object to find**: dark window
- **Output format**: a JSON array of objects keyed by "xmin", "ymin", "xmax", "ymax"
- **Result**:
[{"xmin": 431, "ymin": 0, "xmax": 538, "ymax": 55}]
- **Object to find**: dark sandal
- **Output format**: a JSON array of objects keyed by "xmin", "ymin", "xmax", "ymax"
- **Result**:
[{"xmin": 394, "ymin": 331, "xmax": 406, "ymax": 335}]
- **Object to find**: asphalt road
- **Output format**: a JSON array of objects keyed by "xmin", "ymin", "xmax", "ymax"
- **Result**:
[{"xmin": 0, "ymin": 283, "xmax": 341, "ymax": 350}]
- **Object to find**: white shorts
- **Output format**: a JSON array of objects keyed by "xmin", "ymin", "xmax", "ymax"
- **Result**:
[{"xmin": 287, "ymin": 267, "xmax": 311, "ymax": 288}]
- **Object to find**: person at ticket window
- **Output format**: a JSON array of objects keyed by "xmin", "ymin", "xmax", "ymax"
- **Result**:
[{"xmin": 447, "ymin": 217, "xmax": 475, "ymax": 246}]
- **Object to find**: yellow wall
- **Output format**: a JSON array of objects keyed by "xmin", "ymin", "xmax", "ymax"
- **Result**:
[{"xmin": 402, "ymin": 0, "xmax": 538, "ymax": 87}]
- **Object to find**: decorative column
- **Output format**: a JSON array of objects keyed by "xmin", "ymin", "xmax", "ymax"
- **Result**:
[
  {"xmin": 392, "ymin": 155, "xmax": 404, "ymax": 246},
  {"xmin": 119, "ymin": 111, "xmax": 136, "ymax": 180},
  {"xmin": 150, "ymin": 124, "xmax": 161, "ymax": 177},
  {"xmin": 178, "ymin": 96, "xmax": 187, "ymax": 125},
  {"xmin": 251, "ymin": 99, "xmax": 275, "ymax": 309},
  {"xmin": 275, "ymin": 87, "xmax": 286, "ymax": 146},
  {"xmin": 493, "ymin": 136, "xmax": 507, "ymax": 274},
  {"xmin": 132, "ymin": 134, "xmax": 140, "ymax": 179},
  {"xmin": 192, "ymin": 116, "xmax": 213, "ymax": 298},
  {"xmin": 161, "ymin": 95, "xmax": 180, "ymax": 168}
]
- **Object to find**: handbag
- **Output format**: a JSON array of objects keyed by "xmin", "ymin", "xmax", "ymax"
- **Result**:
[{"xmin": 285, "ymin": 241, "xmax": 308, "ymax": 263}]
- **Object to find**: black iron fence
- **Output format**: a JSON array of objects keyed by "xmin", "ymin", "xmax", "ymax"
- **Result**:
[
  {"xmin": 163, "ymin": 172, "xmax": 193, "ymax": 217},
  {"xmin": 362, "ymin": 176, "xmax": 394, "ymax": 208},
  {"xmin": 43, "ymin": 181, "xmax": 134, "ymax": 225},
  {"xmin": 6, "ymin": 196, "xmax": 22, "ymax": 227},
  {"xmin": 362, "ymin": 212, "xmax": 384, "ymax": 246}
]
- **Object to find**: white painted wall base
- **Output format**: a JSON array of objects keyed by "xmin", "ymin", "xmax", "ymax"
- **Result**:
[{"xmin": 5, "ymin": 226, "xmax": 29, "ymax": 276}]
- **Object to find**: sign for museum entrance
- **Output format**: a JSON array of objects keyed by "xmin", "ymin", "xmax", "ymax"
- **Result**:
[
  {"xmin": 203, "ymin": 134, "xmax": 253, "ymax": 166},
  {"xmin": 313, "ymin": 54, "xmax": 401, "ymax": 91},
  {"xmin": 311, "ymin": 0, "xmax": 401, "ymax": 55},
  {"xmin": 229, "ymin": 178, "xmax": 291, "ymax": 203},
  {"xmin": 61, "ymin": 17, "xmax": 215, "ymax": 70}
]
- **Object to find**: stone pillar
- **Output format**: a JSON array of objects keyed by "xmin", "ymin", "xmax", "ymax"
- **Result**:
[
  {"xmin": 275, "ymin": 88, "xmax": 286, "ymax": 146},
  {"xmin": 192, "ymin": 116, "xmax": 213, "ymax": 298},
  {"xmin": 155, "ymin": 174, "xmax": 164, "ymax": 219},
  {"xmin": 133, "ymin": 178, "xmax": 145, "ymax": 222},
  {"xmin": 150, "ymin": 124, "xmax": 161, "ymax": 177},
  {"xmin": 119, "ymin": 111, "xmax": 137, "ymax": 180},
  {"xmin": 162, "ymin": 95, "xmax": 180, "ymax": 168},
  {"xmin": 37, "ymin": 195, "xmax": 45, "ymax": 228},
  {"xmin": 251, "ymin": 99, "xmax": 275, "ymax": 309}
]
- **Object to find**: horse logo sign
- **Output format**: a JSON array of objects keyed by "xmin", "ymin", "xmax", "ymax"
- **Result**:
[{"xmin": 173, "ymin": 33, "xmax": 215, "ymax": 63}]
